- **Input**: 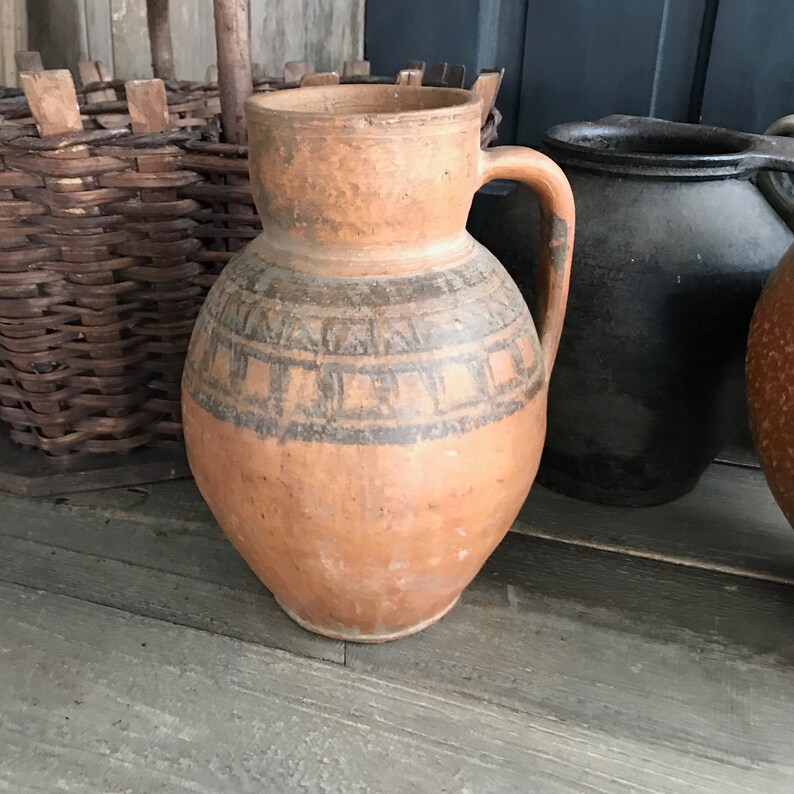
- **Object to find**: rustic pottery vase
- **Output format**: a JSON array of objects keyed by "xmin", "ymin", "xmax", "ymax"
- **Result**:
[
  {"xmin": 479, "ymin": 115, "xmax": 794, "ymax": 507},
  {"xmin": 748, "ymin": 116, "xmax": 794, "ymax": 529},
  {"xmin": 747, "ymin": 243, "xmax": 794, "ymax": 528},
  {"xmin": 182, "ymin": 85, "xmax": 574, "ymax": 641}
]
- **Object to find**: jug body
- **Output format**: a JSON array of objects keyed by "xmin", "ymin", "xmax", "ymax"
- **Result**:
[{"xmin": 182, "ymin": 85, "xmax": 575, "ymax": 640}]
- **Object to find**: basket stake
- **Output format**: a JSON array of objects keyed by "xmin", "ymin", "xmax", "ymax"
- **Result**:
[
  {"xmin": 213, "ymin": 0, "xmax": 253, "ymax": 145},
  {"xmin": 300, "ymin": 72, "xmax": 340, "ymax": 87},
  {"xmin": 146, "ymin": 0, "xmax": 176, "ymax": 81},
  {"xmin": 78, "ymin": 60, "xmax": 116, "ymax": 103},
  {"xmin": 427, "ymin": 62, "xmax": 448, "ymax": 83},
  {"xmin": 284, "ymin": 61, "xmax": 313, "ymax": 83},
  {"xmin": 126, "ymin": 79, "xmax": 170, "ymax": 134},
  {"xmin": 21, "ymin": 69, "xmax": 82, "ymax": 136},
  {"xmin": 395, "ymin": 69, "xmax": 422, "ymax": 86},
  {"xmin": 471, "ymin": 69, "xmax": 504, "ymax": 126},
  {"xmin": 447, "ymin": 64, "xmax": 466, "ymax": 88}
]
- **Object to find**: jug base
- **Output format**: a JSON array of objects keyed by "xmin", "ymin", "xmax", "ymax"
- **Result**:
[{"xmin": 276, "ymin": 594, "xmax": 461, "ymax": 643}]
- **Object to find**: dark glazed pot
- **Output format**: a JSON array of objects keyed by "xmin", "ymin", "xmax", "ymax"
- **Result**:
[{"xmin": 479, "ymin": 115, "xmax": 794, "ymax": 506}]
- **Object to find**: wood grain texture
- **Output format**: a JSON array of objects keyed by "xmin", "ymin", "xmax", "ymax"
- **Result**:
[
  {"xmin": 516, "ymin": 465, "xmax": 794, "ymax": 584},
  {"xmin": 53, "ymin": 476, "xmax": 215, "ymax": 526},
  {"xmin": 299, "ymin": 71, "xmax": 340, "ymax": 87},
  {"xmin": 108, "ymin": 0, "xmax": 151, "ymax": 78},
  {"xmin": 84, "ymin": 0, "xmax": 113, "ymax": 69},
  {"xmin": 2, "ymin": 582, "xmax": 791, "ymax": 793},
  {"xmin": 37, "ymin": 0, "xmax": 366, "ymax": 82},
  {"xmin": 0, "ymin": 460, "xmax": 793, "ymax": 788},
  {"xmin": 213, "ymin": 0, "xmax": 252, "ymax": 145},
  {"xmin": 395, "ymin": 69, "xmax": 422, "ymax": 86},
  {"xmin": 471, "ymin": 69, "xmax": 503, "ymax": 125},
  {"xmin": 0, "ymin": 534, "xmax": 343, "ymax": 663},
  {"xmin": 26, "ymin": 0, "xmax": 88, "ymax": 76},
  {"xmin": 0, "ymin": 0, "xmax": 28, "ymax": 87},
  {"xmin": 346, "ymin": 557, "xmax": 794, "ymax": 790},
  {"xmin": 169, "ymin": 0, "xmax": 217, "ymax": 82},
  {"xmin": 18, "ymin": 475, "xmax": 794, "ymax": 653},
  {"xmin": 78, "ymin": 60, "xmax": 116, "ymax": 102},
  {"xmin": 125, "ymin": 78, "xmax": 169, "ymax": 133},
  {"xmin": 146, "ymin": 0, "xmax": 175, "ymax": 79},
  {"xmin": 21, "ymin": 69, "xmax": 82, "ymax": 135},
  {"xmin": 10, "ymin": 488, "xmax": 793, "ymax": 656},
  {"xmin": 250, "ymin": 0, "xmax": 364, "ymax": 77},
  {"xmin": 108, "ymin": 0, "xmax": 219, "ymax": 80},
  {"xmin": 0, "ymin": 433, "xmax": 190, "ymax": 498},
  {"xmin": 0, "ymin": 487, "xmax": 343, "ymax": 662}
]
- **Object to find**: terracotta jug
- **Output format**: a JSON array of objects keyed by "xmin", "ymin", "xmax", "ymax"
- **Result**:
[
  {"xmin": 182, "ymin": 85, "xmax": 574, "ymax": 641},
  {"xmin": 480, "ymin": 115, "xmax": 794, "ymax": 506},
  {"xmin": 748, "ymin": 116, "xmax": 794, "ymax": 529}
]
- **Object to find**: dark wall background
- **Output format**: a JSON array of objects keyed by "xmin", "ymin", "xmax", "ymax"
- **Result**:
[{"xmin": 366, "ymin": 0, "xmax": 794, "ymax": 146}]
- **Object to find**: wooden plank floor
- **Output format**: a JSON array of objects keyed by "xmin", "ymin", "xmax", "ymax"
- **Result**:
[{"xmin": 2, "ymin": 462, "xmax": 794, "ymax": 792}]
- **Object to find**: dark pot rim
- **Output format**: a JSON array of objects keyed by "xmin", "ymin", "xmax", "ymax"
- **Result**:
[{"xmin": 543, "ymin": 115, "xmax": 794, "ymax": 180}]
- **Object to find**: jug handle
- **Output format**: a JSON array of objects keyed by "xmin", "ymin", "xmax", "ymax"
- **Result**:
[{"xmin": 477, "ymin": 146, "xmax": 575, "ymax": 377}]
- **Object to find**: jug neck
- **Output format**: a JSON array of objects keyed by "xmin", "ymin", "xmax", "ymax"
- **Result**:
[
  {"xmin": 249, "ymin": 227, "xmax": 477, "ymax": 278},
  {"xmin": 245, "ymin": 85, "xmax": 483, "ymax": 273}
]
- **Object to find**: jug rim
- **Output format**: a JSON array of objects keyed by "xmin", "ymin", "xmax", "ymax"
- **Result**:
[
  {"xmin": 543, "ymin": 115, "xmax": 794, "ymax": 180},
  {"xmin": 245, "ymin": 84, "xmax": 480, "ymax": 126}
]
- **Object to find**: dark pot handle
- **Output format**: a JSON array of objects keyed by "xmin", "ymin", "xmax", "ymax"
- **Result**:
[
  {"xmin": 757, "ymin": 116, "xmax": 794, "ymax": 228},
  {"xmin": 477, "ymin": 146, "xmax": 575, "ymax": 377},
  {"xmin": 741, "ymin": 132, "xmax": 794, "ymax": 173},
  {"xmin": 598, "ymin": 114, "xmax": 794, "ymax": 173}
]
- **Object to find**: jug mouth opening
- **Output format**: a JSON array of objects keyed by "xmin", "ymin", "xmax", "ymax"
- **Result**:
[
  {"xmin": 544, "ymin": 116, "xmax": 764, "ymax": 179},
  {"xmin": 246, "ymin": 84, "xmax": 480, "ymax": 124}
]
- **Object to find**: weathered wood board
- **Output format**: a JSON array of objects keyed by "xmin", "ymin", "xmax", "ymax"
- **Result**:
[
  {"xmin": 28, "ymin": 0, "xmax": 365, "ymax": 82},
  {"xmin": 2, "ymin": 583, "xmax": 792, "ymax": 792},
  {"xmin": 0, "ymin": 0, "xmax": 28, "ymax": 87},
  {"xmin": 1, "ymin": 461, "xmax": 793, "ymax": 790}
]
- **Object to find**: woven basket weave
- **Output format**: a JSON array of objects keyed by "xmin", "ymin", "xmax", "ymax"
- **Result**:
[
  {"xmin": 0, "ymin": 124, "xmax": 205, "ymax": 455},
  {"xmin": 178, "ymin": 139, "xmax": 258, "ymax": 277}
]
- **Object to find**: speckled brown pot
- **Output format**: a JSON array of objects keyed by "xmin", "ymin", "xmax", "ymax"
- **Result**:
[
  {"xmin": 181, "ymin": 85, "xmax": 574, "ymax": 641},
  {"xmin": 747, "ymin": 243, "xmax": 794, "ymax": 528}
]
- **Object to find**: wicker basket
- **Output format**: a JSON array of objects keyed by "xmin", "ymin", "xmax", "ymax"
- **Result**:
[{"xmin": 0, "ymin": 75, "xmax": 204, "ymax": 458}]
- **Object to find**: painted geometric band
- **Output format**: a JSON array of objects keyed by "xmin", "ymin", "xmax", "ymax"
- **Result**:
[{"xmin": 184, "ymin": 248, "xmax": 542, "ymax": 444}]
